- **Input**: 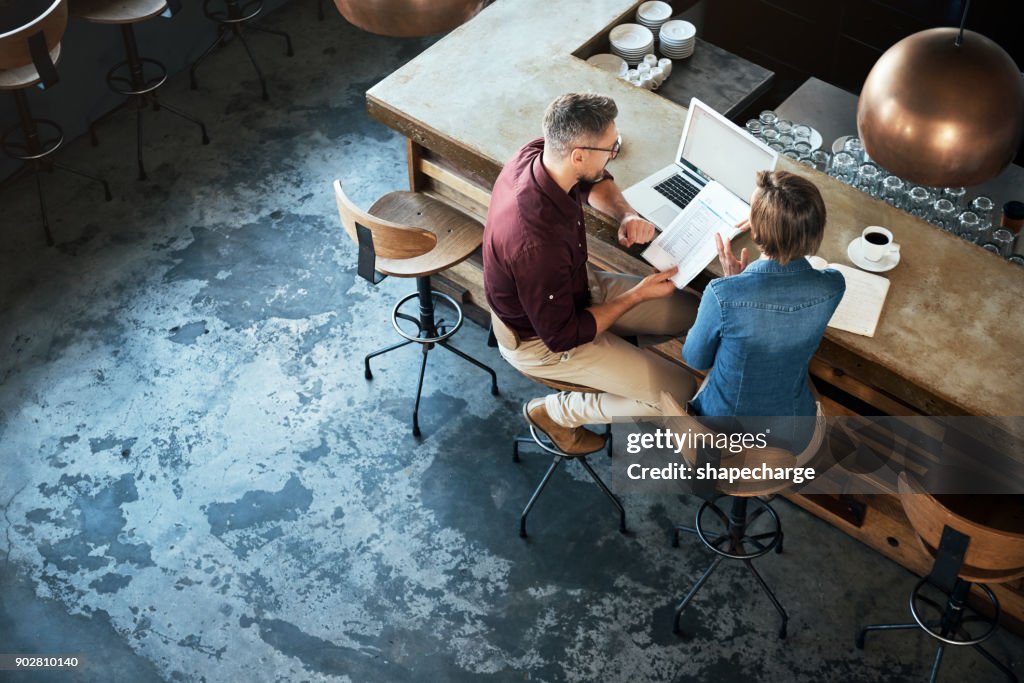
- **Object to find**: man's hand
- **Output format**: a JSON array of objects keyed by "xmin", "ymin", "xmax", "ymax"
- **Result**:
[
  {"xmin": 715, "ymin": 221, "xmax": 751, "ymax": 276},
  {"xmin": 618, "ymin": 213, "xmax": 657, "ymax": 248},
  {"xmin": 631, "ymin": 266, "xmax": 679, "ymax": 302}
]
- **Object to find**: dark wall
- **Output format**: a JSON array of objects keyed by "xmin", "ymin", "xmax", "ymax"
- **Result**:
[{"xmin": 0, "ymin": 0, "xmax": 292, "ymax": 180}]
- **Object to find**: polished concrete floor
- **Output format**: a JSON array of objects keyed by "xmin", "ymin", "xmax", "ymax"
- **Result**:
[{"xmin": 1, "ymin": 3, "xmax": 1022, "ymax": 682}]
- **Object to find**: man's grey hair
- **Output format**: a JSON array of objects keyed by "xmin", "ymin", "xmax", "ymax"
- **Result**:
[{"xmin": 542, "ymin": 93, "xmax": 618, "ymax": 157}]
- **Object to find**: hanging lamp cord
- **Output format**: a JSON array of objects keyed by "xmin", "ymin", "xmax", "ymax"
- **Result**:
[{"xmin": 955, "ymin": 0, "xmax": 971, "ymax": 47}]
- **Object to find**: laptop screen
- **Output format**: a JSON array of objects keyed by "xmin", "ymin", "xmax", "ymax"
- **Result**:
[{"xmin": 678, "ymin": 100, "xmax": 776, "ymax": 204}]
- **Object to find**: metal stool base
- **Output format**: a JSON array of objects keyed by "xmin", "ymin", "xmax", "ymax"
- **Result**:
[
  {"xmin": 362, "ymin": 275, "xmax": 498, "ymax": 438},
  {"xmin": 671, "ymin": 496, "xmax": 787, "ymax": 639},
  {"xmin": 857, "ymin": 578, "xmax": 1015, "ymax": 683}
]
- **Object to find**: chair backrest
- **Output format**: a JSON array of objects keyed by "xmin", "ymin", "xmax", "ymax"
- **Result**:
[
  {"xmin": 898, "ymin": 472, "xmax": 1024, "ymax": 583},
  {"xmin": 333, "ymin": 179, "xmax": 436, "ymax": 261},
  {"xmin": 659, "ymin": 391, "xmax": 826, "ymax": 497},
  {"xmin": 0, "ymin": 0, "xmax": 66, "ymax": 71}
]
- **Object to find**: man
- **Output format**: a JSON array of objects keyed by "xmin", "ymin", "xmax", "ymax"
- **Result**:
[{"xmin": 483, "ymin": 92, "xmax": 699, "ymax": 455}]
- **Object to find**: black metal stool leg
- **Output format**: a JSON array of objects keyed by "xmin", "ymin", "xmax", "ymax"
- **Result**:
[
  {"xmin": 33, "ymin": 170, "xmax": 54, "ymax": 246},
  {"xmin": 234, "ymin": 29, "xmax": 270, "ymax": 101},
  {"xmin": 928, "ymin": 644, "xmax": 946, "ymax": 683},
  {"xmin": 856, "ymin": 622, "xmax": 922, "ymax": 649},
  {"xmin": 247, "ymin": 22, "xmax": 294, "ymax": 57},
  {"xmin": 189, "ymin": 27, "xmax": 227, "ymax": 90},
  {"xmin": 512, "ymin": 435, "xmax": 533, "ymax": 462},
  {"xmin": 363, "ymin": 338, "xmax": 415, "ymax": 379},
  {"xmin": 520, "ymin": 456, "xmax": 562, "ymax": 538},
  {"xmin": 52, "ymin": 161, "xmax": 113, "ymax": 201},
  {"xmin": 155, "ymin": 99, "xmax": 211, "ymax": 145},
  {"xmin": 673, "ymin": 555, "xmax": 724, "ymax": 634},
  {"xmin": 134, "ymin": 104, "xmax": 146, "ymax": 180},
  {"xmin": 743, "ymin": 559, "xmax": 788, "ymax": 638},
  {"xmin": 671, "ymin": 525, "xmax": 699, "ymax": 547},
  {"xmin": 437, "ymin": 341, "xmax": 499, "ymax": 395},
  {"xmin": 317, "ymin": 0, "xmax": 325, "ymax": 20},
  {"xmin": 411, "ymin": 344, "xmax": 430, "ymax": 438},
  {"xmin": 577, "ymin": 457, "xmax": 627, "ymax": 533},
  {"xmin": 972, "ymin": 643, "xmax": 1019, "ymax": 682}
]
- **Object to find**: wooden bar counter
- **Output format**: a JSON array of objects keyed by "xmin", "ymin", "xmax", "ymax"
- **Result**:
[{"xmin": 364, "ymin": 0, "xmax": 1024, "ymax": 629}]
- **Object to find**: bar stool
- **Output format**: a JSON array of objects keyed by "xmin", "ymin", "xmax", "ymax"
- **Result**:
[
  {"xmin": 856, "ymin": 474, "xmax": 1024, "ymax": 682},
  {"xmin": 72, "ymin": 0, "xmax": 209, "ymax": 181},
  {"xmin": 663, "ymin": 392, "xmax": 826, "ymax": 639},
  {"xmin": 490, "ymin": 315, "xmax": 624, "ymax": 539},
  {"xmin": 332, "ymin": 180, "xmax": 498, "ymax": 437},
  {"xmin": 189, "ymin": 0, "xmax": 294, "ymax": 102},
  {"xmin": 1, "ymin": 0, "xmax": 112, "ymax": 245}
]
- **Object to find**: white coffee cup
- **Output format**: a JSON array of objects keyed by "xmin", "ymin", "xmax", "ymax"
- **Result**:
[
  {"xmin": 650, "ymin": 66, "xmax": 665, "ymax": 87},
  {"xmin": 861, "ymin": 226, "xmax": 900, "ymax": 262},
  {"xmin": 643, "ymin": 54, "xmax": 658, "ymax": 67},
  {"xmin": 658, "ymin": 57, "xmax": 672, "ymax": 78}
]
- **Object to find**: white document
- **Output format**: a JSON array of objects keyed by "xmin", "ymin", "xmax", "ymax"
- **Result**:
[
  {"xmin": 641, "ymin": 181, "xmax": 749, "ymax": 288},
  {"xmin": 807, "ymin": 259, "xmax": 891, "ymax": 337}
]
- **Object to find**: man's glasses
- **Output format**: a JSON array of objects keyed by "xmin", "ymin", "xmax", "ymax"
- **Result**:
[{"xmin": 577, "ymin": 135, "xmax": 621, "ymax": 160}]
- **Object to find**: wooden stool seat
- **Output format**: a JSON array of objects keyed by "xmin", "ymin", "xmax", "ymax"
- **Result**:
[
  {"xmin": 367, "ymin": 191, "xmax": 483, "ymax": 278},
  {"xmin": 69, "ymin": 0, "xmax": 167, "ymax": 24},
  {"xmin": 0, "ymin": 43, "xmax": 60, "ymax": 89},
  {"xmin": 523, "ymin": 374, "xmax": 601, "ymax": 395}
]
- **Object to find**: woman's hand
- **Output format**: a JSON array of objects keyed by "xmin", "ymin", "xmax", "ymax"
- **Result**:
[{"xmin": 715, "ymin": 228, "xmax": 750, "ymax": 277}]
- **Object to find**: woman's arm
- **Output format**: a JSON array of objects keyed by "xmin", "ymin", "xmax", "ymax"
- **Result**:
[{"xmin": 682, "ymin": 286, "xmax": 723, "ymax": 372}]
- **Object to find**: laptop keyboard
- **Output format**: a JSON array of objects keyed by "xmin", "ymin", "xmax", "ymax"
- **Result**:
[{"xmin": 654, "ymin": 174, "xmax": 700, "ymax": 209}]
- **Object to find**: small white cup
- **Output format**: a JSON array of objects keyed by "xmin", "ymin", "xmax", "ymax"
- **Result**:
[
  {"xmin": 627, "ymin": 68, "xmax": 639, "ymax": 81},
  {"xmin": 640, "ymin": 72, "xmax": 654, "ymax": 90},
  {"xmin": 643, "ymin": 53, "xmax": 658, "ymax": 67},
  {"xmin": 637, "ymin": 62, "xmax": 651, "ymax": 75},
  {"xmin": 861, "ymin": 226, "xmax": 900, "ymax": 262},
  {"xmin": 650, "ymin": 66, "xmax": 665, "ymax": 87},
  {"xmin": 658, "ymin": 57, "xmax": 672, "ymax": 78}
]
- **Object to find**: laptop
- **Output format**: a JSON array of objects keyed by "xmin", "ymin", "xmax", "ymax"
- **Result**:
[{"xmin": 622, "ymin": 98, "xmax": 779, "ymax": 230}]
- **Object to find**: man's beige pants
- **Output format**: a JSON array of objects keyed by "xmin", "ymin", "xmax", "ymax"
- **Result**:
[{"xmin": 497, "ymin": 268, "xmax": 699, "ymax": 428}]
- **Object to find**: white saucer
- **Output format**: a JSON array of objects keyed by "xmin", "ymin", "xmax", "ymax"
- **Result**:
[{"xmin": 847, "ymin": 237, "xmax": 900, "ymax": 272}]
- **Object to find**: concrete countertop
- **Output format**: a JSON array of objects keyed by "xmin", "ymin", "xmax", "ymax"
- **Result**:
[{"xmin": 366, "ymin": 0, "xmax": 1024, "ymax": 417}]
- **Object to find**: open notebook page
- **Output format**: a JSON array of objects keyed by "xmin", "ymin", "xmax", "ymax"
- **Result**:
[{"xmin": 813, "ymin": 262, "xmax": 890, "ymax": 337}]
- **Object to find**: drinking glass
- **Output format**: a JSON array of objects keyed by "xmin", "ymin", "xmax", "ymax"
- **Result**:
[
  {"xmin": 829, "ymin": 151, "xmax": 858, "ymax": 184},
  {"xmin": 844, "ymin": 137, "xmax": 866, "ymax": 164},
  {"xmin": 970, "ymin": 195, "xmax": 995, "ymax": 223},
  {"xmin": 777, "ymin": 134, "xmax": 795, "ymax": 148},
  {"xmin": 1009, "ymin": 255, "xmax": 1024, "ymax": 267},
  {"xmin": 942, "ymin": 186, "xmax": 967, "ymax": 212},
  {"xmin": 775, "ymin": 119, "xmax": 793, "ymax": 136},
  {"xmin": 792, "ymin": 141, "xmax": 812, "ymax": 155},
  {"xmin": 856, "ymin": 163, "xmax": 882, "ymax": 198},
  {"xmin": 992, "ymin": 229, "xmax": 1014, "ymax": 257},
  {"xmin": 783, "ymin": 148, "xmax": 801, "ymax": 160},
  {"xmin": 956, "ymin": 211, "xmax": 980, "ymax": 242},
  {"xmin": 745, "ymin": 120, "xmax": 763, "ymax": 139},
  {"xmin": 759, "ymin": 110, "xmax": 779, "ymax": 127},
  {"xmin": 761, "ymin": 128, "xmax": 780, "ymax": 146},
  {"xmin": 881, "ymin": 175, "xmax": 906, "ymax": 209},
  {"xmin": 792, "ymin": 124, "xmax": 812, "ymax": 142},
  {"xmin": 768, "ymin": 142, "xmax": 784, "ymax": 153},
  {"xmin": 809, "ymin": 150, "xmax": 830, "ymax": 173},
  {"xmin": 932, "ymin": 198, "xmax": 957, "ymax": 230},
  {"xmin": 976, "ymin": 219, "xmax": 994, "ymax": 245},
  {"xmin": 907, "ymin": 186, "xmax": 933, "ymax": 219}
]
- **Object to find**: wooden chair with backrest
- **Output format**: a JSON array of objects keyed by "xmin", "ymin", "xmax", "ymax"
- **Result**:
[
  {"xmin": 857, "ymin": 473, "xmax": 1024, "ymax": 682},
  {"xmin": 0, "ymin": 0, "xmax": 111, "ymax": 245},
  {"xmin": 660, "ymin": 390, "xmax": 827, "ymax": 640},
  {"xmin": 70, "ymin": 0, "xmax": 208, "ymax": 181},
  {"xmin": 490, "ymin": 313, "xmax": 625, "ymax": 539},
  {"xmin": 333, "ymin": 180, "xmax": 498, "ymax": 438}
]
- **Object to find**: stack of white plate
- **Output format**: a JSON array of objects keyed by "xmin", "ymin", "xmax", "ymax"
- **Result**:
[
  {"xmin": 586, "ymin": 53, "xmax": 628, "ymax": 78},
  {"xmin": 635, "ymin": 1, "xmax": 672, "ymax": 34},
  {"xmin": 609, "ymin": 23, "xmax": 654, "ymax": 66},
  {"xmin": 659, "ymin": 19, "xmax": 696, "ymax": 59}
]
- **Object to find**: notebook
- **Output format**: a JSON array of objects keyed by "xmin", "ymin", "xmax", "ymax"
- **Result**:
[{"xmin": 808, "ymin": 257, "xmax": 890, "ymax": 337}]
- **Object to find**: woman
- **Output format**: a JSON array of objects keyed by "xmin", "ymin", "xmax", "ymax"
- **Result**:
[{"xmin": 682, "ymin": 170, "xmax": 845, "ymax": 451}]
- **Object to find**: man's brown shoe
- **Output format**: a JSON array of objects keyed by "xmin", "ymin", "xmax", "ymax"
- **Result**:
[{"xmin": 523, "ymin": 399, "xmax": 606, "ymax": 456}]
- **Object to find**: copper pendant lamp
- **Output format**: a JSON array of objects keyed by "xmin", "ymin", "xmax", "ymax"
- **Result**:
[
  {"xmin": 332, "ymin": 0, "xmax": 487, "ymax": 38},
  {"xmin": 857, "ymin": 1, "xmax": 1024, "ymax": 187}
]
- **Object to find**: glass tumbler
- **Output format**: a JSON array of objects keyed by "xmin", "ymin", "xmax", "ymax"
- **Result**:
[
  {"xmin": 881, "ymin": 175, "xmax": 905, "ymax": 209},
  {"xmin": 768, "ymin": 142, "xmax": 785, "ymax": 153},
  {"xmin": 844, "ymin": 137, "xmax": 866, "ymax": 164},
  {"xmin": 792, "ymin": 124, "xmax": 812, "ymax": 142},
  {"xmin": 956, "ymin": 211, "xmax": 980, "ymax": 242},
  {"xmin": 761, "ymin": 128, "xmax": 780, "ymax": 146},
  {"xmin": 942, "ymin": 187, "xmax": 967, "ymax": 212},
  {"xmin": 792, "ymin": 141, "xmax": 812, "ymax": 156},
  {"xmin": 775, "ymin": 120, "xmax": 794, "ymax": 136},
  {"xmin": 856, "ymin": 163, "xmax": 883, "ymax": 198},
  {"xmin": 809, "ymin": 150, "xmax": 830, "ymax": 173},
  {"xmin": 745, "ymin": 120, "xmax": 764, "ymax": 139},
  {"xmin": 759, "ymin": 110, "xmax": 779, "ymax": 127},
  {"xmin": 970, "ymin": 195, "xmax": 995, "ymax": 223},
  {"xmin": 907, "ymin": 186, "xmax": 933, "ymax": 219},
  {"xmin": 932, "ymin": 198, "xmax": 957, "ymax": 230},
  {"xmin": 992, "ymin": 229, "xmax": 1014, "ymax": 257},
  {"xmin": 829, "ymin": 151, "xmax": 858, "ymax": 184}
]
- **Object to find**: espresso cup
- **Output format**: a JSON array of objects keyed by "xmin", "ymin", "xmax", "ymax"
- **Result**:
[{"xmin": 861, "ymin": 226, "xmax": 899, "ymax": 262}]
